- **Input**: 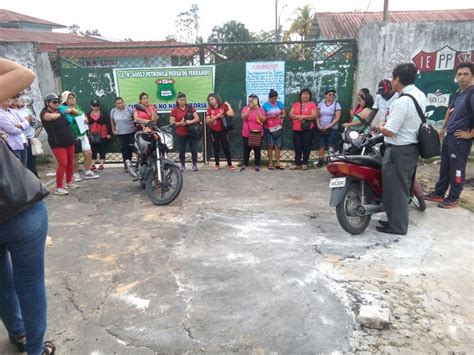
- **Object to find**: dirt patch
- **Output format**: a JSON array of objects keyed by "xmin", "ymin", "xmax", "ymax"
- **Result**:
[{"xmin": 417, "ymin": 159, "xmax": 474, "ymax": 212}]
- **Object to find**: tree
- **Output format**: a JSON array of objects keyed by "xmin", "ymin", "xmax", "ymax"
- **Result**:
[
  {"xmin": 208, "ymin": 21, "xmax": 253, "ymax": 43},
  {"xmin": 287, "ymin": 4, "xmax": 315, "ymax": 40},
  {"xmin": 68, "ymin": 24, "xmax": 81, "ymax": 35},
  {"xmin": 68, "ymin": 24, "xmax": 101, "ymax": 37},
  {"xmin": 175, "ymin": 4, "xmax": 200, "ymax": 43},
  {"xmin": 83, "ymin": 29, "xmax": 101, "ymax": 37}
]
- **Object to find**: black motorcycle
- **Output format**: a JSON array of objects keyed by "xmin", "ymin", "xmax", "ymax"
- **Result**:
[{"xmin": 125, "ymin": 120, "xmax": 183, "ymax": 205}]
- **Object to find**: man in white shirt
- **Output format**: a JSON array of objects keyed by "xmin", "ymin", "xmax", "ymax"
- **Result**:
[{"xmin": 378, "ymin": 63, "xmax": 427, "ymax": 235}]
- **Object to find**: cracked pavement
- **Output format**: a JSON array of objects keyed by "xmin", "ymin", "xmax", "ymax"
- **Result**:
[{"xmin": 0, "ymin": 164, "xmax": 473, "ymax": 353}]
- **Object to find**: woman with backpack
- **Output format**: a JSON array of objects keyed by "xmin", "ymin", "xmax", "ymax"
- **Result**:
[
  {"xmin": 289, "ymin": 88, "xmax": 318, "ymax": 170},
  {"xmin": 206, "ymin": 93, "xmax": 236, "ymax": 170},
  {"xmin": 110, "ymin": 97, "xmax": 136, "ymax": 172},
  {"xmin": 170, "ymin": 92, "xmax": 201, "ymax": 172},
  {"xmin": 316, "ymin": 87, "xmax": 341, "ymax": 168},
  {"xmin": 87, "ymin": 99, "xmax": 112, "ymax": 171}
]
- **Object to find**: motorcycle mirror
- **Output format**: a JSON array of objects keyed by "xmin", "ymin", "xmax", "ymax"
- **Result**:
[{"xmin": 349, "ymin": 131, "xmax": 359, "ymax": 140}]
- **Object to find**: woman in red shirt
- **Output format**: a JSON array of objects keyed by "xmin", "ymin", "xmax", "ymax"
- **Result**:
[
  {"xmin": 170, "ymin": 92, "xmax": 201, "ymax": 171},
  {"xmin": 133, "ymin": 92, "xmax": 158, "ymax": 123},
  {"xmin": 87, "ymin": 99, "xmax": 112, "ymax": 171},
  {"xmin": 289, "ymin": 88, "xmax": 318, "ymax": 170},
  {"xmin": 206, "ymin": 93, "xmax": 236, "ymax": 170}
]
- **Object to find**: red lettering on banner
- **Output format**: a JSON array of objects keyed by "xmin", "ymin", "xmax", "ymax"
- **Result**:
[
  {"xmin": 412, "ymin": 51, "xmax": 437, "ymax": 72},
  {"xmin": 455, "ymin": 50, "xmax": 474, "ymax": 67}
]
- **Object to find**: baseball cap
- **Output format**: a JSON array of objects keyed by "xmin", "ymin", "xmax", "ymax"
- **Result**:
[
  {"xmin": 91, "ymin": 99, "xmax": 101, "ymax": 106},
  {"xmin": 61, "ymin": 91, "xmax": 75, "ymax": 104},
  {"xmin": 377, "ymin": 79, "xmax": 391, "ymax": 95},
  {"xmin": 324, "ymin": 87, "xmax": 336, "ymax": 95}
]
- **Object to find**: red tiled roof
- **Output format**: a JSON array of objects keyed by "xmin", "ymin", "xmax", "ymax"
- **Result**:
[
  {"xmin": 0, "ymin": 28, "xmax": 103, "ymax": 44},
  {"xmin": 315, "ymin": 9, "xmax": 474, "ymax": 39},
  {"xmin": 0, "ymin": 9, "xmax": 65, "ymax": 28},
  {"xmin": 56, "ymin": 41, "xmax": 200, "ymax": 58}
]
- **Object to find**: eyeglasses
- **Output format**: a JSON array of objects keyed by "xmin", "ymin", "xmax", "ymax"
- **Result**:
[
  {"xmin": 91, "ymin": 104, "xmax": 100, "ymax": 107},
  {"xmin": 327, "ymin": 93, "xmax": 335, "ymax": 96},
  {"xmin": 50, "ymin": 100, "xmax": 60, "ymax": 104}
]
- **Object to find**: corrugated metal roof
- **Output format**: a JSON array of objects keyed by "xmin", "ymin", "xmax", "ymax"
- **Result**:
[
  {"xmin": 0, "ymin": 9, "xmax": 65, "ymax": 28},
  {"xmin": 0, "ymin": 28, "xmax": 103, "ymax": 44},
  {"xmin": 315, "ymin": 9, "xmax": 474, "ymax": 39}
]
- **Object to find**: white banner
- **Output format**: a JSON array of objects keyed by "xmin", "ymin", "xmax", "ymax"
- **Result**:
[{"xmin": 246, "ymin": 61, "xmax": 285, "ymax": 104}]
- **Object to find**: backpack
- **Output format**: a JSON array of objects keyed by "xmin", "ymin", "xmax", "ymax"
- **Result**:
[{"xmin": 401, "ymin": 93, "xmax": 440, "ymax": 159}]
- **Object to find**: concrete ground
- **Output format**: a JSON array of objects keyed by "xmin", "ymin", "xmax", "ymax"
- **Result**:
[{"xmin": 1, "ymin": 163, "xmax": 473, "ymax": 354}]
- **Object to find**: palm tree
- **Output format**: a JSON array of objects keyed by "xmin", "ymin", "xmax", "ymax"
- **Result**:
[{"xmin": 287, "ymin": 4, "xmax": 315, "ymax": 40}]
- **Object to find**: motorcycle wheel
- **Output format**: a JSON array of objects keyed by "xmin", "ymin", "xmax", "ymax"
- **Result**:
[
  {"xmin": 411, "ymin": 195, "xmax": 426, "ymax": 212},
  {"xmin": 336, "ymin": 183, "xmax": 371, "ymax": 235},
  {"xmin": 146, "ymin": 164, "xmax": 183, "ymax": 205}
]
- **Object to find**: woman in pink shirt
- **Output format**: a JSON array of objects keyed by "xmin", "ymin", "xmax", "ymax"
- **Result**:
[
  {"xmin": 133, "ymin": 92, "xmax": 158, "ymax": 123},
  {"xmin": 289, "ymin": 88, "xmax": 318, "ymax": 170},
  {"xmin": 240, "ymin": 94, "xmax": 265, "ymax": 172}
]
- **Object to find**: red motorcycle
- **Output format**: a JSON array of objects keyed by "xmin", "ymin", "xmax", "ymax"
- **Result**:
[{"xmin": 327, "ymin": 132, "xmax": 425, "ymax": 235}]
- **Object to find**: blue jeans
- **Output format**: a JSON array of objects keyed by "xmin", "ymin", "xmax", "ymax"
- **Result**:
[
  {"xmin": 319, "ymin": 128, "xmax": 338, "ymax": 150},
  {"xmin": 0, "ymin": 201, "xmax": 48, "ymax": 355}
]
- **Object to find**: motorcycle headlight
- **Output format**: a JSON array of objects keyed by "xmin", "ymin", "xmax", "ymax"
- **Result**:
[{"xmin": 158, "ymin": 132, "xmax": 174, "ymax": 150}]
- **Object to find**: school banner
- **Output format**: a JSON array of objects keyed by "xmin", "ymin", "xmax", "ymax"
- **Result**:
[
  {"xmin": 113, "ymin": 66, "xmax": 215, "ymax": 112},
  {"xmin": 246, "ymin": 61, "xmax": 285, "ymax": 104}
]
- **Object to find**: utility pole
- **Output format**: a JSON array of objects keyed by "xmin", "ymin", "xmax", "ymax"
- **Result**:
[
  {"xmin": 275, "ymin": 0, "xmax": 279, "ymax": 39},
  {"xmin": 383, "ymin": 0, "xmax": 389, "ymax": 22}
]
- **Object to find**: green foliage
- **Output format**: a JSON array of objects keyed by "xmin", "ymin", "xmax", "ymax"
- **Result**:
[{"xmin": 285, "ymin": 4, "xmax": 315, "ymax": 40}]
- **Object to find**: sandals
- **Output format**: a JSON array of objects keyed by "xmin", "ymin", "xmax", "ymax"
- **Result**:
[
  {"xmin": 42, "ymin": 341, "xmax": 56, "ymax": 355},
  {"xmin": 9, "ymin": 333, "xmax": 26, "ymax": 352},
  {"xmin": 275, "ymin": 164, "xmax": 285, "ymax": 170},
  {"xmin": 268, "ymin": 164, "xmax": 274, "ymax": 170}
]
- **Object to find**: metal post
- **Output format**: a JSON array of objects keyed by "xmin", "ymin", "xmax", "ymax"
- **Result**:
[
  {"xmin": 275, "ymin": 0, "xmax": 278, "ymax": 39},
  {"xmin": 383, "ymin": 0, "xmax": 389, "ymax": 22}
]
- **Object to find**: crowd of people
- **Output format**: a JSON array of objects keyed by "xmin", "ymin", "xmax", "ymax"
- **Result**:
[{"xmin": 0, "ymin": 57, "xmax": 473, "ymax": 354}]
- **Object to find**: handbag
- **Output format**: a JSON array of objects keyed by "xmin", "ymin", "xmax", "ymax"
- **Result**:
[
  {"xmin": 268, "ymin": 124, "xmax": 283, "ymax": 138},
  {"xmin": 246, "ymin": 120, "xmax": 262, "ymax": 147},
  {"xmin": 222, "ymin": 113, "xmax": 234, "ymax": 131},
  {"xmin": 185, "ymin": 104, "xmax": 202, "ymax": 139},
  {"xmin": 90, "ymin": 132, "xmax": 101, "ymax": 144},
  {"xmin": 402, "ymin": 93, "xmax": 440, "ymax": 159},
  {"xmin": 300, "ymin": 104, "xmax": 312, "ymax": 131},
  {"xmin": 30, "ymin": 137, "xmax": 44, "ymax": 156},
  {"xmin": 0, "ymin": 139, "xmax": 49, "ymax": 224}
]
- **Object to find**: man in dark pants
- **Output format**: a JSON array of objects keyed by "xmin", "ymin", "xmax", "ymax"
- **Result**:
[
  {"xmin": 377, "ymin": 63, "xmax": 427, "ymax": 235},
  {"xmin": 424, "ymin": 62, "xmax": 474, "ymax": 208}
]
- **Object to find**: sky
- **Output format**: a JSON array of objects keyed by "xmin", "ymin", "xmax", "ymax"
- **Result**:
[{"xmin": 4, "ymin": 0, "xmax": 474, "ymax": 41}]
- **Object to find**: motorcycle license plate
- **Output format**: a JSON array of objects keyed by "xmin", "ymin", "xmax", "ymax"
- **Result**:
[{"xmin": 329, "ymin": 177, "xmax": 346, "ymax": 188}]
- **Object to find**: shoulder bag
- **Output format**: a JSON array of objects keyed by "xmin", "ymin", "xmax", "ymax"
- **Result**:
[
  {"xmin": 401, "ymin": 93, "xmax": 440, "ymax": 159},
  {"xmin": 0, "ymin": 139, "xmax": 49, "ymax": 224},
  {"xmin": 300, "ymin": 103, "xmax": 312, "ymax": 131},
  {"xmin": 185, "ymin": 104, "xmax": 203, "ymax": 140},
  {"xmin": 246, "ymin": 115, "xmax": 262, "ymax": 148}
]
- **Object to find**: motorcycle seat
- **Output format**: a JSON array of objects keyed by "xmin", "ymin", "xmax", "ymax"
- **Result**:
[{"xmin": 343, "ymin": 155, "xmax": 382, "ymax": 169}]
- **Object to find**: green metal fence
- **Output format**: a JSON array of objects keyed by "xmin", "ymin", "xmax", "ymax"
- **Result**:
[{"xmin": 57, "ymin": 40, "xmax": 357, "ymax": 163}]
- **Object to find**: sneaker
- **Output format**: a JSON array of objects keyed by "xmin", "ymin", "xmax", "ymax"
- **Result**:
[
  {"xmin": 315, "ymin": 159, "xmax": 324, "ymax": 168},
  {"xmin": 180, "ymin": 164, "xmax": 186, "ymax": 172},
  {"xmin": 66, "ymin": 182, "xmax": 80, "ymax": 189},
  {"xmin": 55, "ymin": 188, "xmax": 69, "ymax": 196},
  {"xmin": 84, "ymin": 171, "xmax": 100, "ymax": 179},
  {"xmin": 424, "ymin": 191, "xmax": 444, "ymax": 203},
  {"xmin": 255, "ymin": 166, "xmax": 260, "ymax": 172},
  {"xmin": 74, "ymin": 173, "xmax": 82, "ymax": 182},
  {"xmin": 438, "ymin": 199, "xmax": 459, "ymax": 209},
  {"xmin": 192, "ymin": 165, "xmax": 199, "ymax": 171},
  {"xmin": 98, "ymin": 164, "xmax": 104, "ymax": 171},
  {"xmin": 228, "ymin": 165, "xmax": 236, "ymax": 170},
  {"xmin": 240, "ymin": 166, "xmax": 248, "ymax": 172},
  {"xmin": 91, "ymin": 164, "xmax": 96, "ymax": 171}
]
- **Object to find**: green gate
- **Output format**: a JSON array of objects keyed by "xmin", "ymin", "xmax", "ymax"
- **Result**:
[{"xmin": 57, "ymin": 40, "xmax": 357, "ymax": 163}]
